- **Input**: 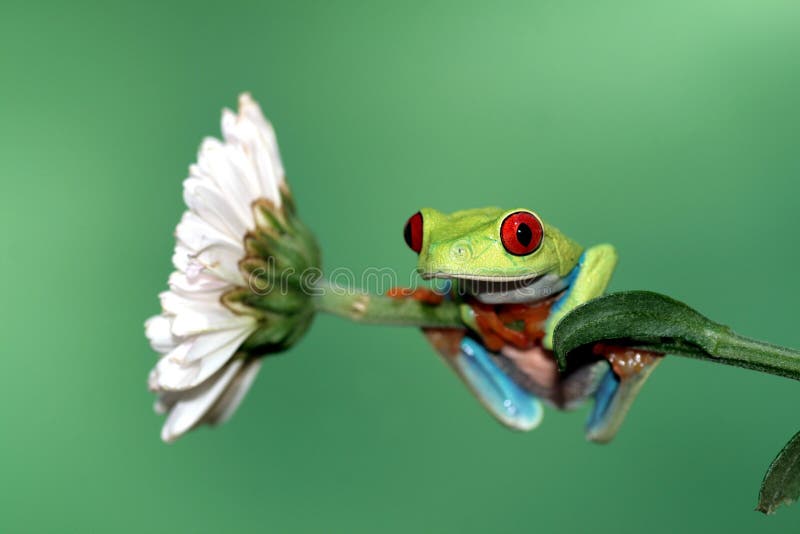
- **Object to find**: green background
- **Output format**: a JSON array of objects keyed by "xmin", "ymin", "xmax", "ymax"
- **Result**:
[{"xmin": 2, "ymin": 0, "xmax": 800, "ymax": 532}]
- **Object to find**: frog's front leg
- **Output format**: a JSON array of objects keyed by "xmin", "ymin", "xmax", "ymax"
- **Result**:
[
  {"xmin": 538, "ymin": 243, "xmax": 665, "ymax": 443},
  {"xmin": 542, "ymin": 243, "xmax": 618, "ymax": 350}
]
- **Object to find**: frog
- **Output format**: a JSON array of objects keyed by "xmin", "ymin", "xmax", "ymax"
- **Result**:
[{"xmin": 399, "ymin": 207, "xmax": 662, "ymax": 443}]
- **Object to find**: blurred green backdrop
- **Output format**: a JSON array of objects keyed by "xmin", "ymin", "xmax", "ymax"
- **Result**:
[{"xmin": 2, "ymin": 0, "xmax": 800, "ymax": 532}]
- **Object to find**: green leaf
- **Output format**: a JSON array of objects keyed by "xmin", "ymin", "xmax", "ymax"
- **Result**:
[
  {"xmin": 552, "ymin": 291, "xmax": 800, "ymax": 514},
  {"xmin": 552, "ymin": 291, "xmax": 800, "ymax": 381},
  {"xmin": 758, "ymin": 430, "xmax": 800, "ymax": 514}
]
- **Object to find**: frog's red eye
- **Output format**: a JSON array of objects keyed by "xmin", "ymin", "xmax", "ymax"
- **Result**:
[
  {"xmin": 404, "ymin": 212, "xmax": 423, "ymax": 254},
  {"xmin": 500, "ymin": 211, "xmax": 543, "ymax": 256}
]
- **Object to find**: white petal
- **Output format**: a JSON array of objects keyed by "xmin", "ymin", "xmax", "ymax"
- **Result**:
[
  {"xmin": 178, "ymin": 327, "xmax": 254, "ymax": 364},
  {"xmin": 196, "ymin": 140, "xmax": 264, "ymax": 207},
  {"xmin": 175, "ymin": 210, "xmax": 240, "ymax": 254},
  {"xmin": 171, "ymin": 244, "xmax": 200, "ymax": 276},
  {"xmin": 171, "ymin": 311, "xmax": 254, "ymax": 338},
  {"xmin": 172, "ymin": 242, "xmax": 244, "ymax": 286},
  {"xmin": 222, "ymin": 93, "xmax": 284, "ymax": 204},
  {"xmin": 160, "ymin": 289, "xmax": 226, "ymax": 317},
  {"xmin": 183, "ymin": 177, "xmax": 250, "ymax": 241},
  {"xmin": 167, "ymin": 274, "xmax": 230, "ymax": 301},
  {"xmin": 161, "ymin": 359, "xmax": 243, "ymax": 443},
  {"xmin": 168, "ymin": 270, "xmax": 230, "ymax": 295},
  {"xmin": 151, "ymin": 325, "xmax": 254, "ymax": 391},
  {"xmin": 145, "ymin": 315, "xmax": 178, "ymax": 354},
  {"xmin": 151, "ymin": 343, "xmax": 191, "ymax": 383},
  {"xmin": 160, "ymin": 290, "xmax": 255, "ymax": 337},
  {"xmin": 154, "ymin": 395, "xmax": 173, "ymax": 415},
  {"xmin": 239, "ymin": 93, "xmax": 285, "ymax": 182},
  {"xmin": 149, "ymin": 93, "xmax": 289, "ymax": 441},
  {"xmin": 197, "ymin": 137, "xmax": 261, "ymax": 196},
  {"xmin": 204, "ymin": 358, "xmax": 262, "ymax": 425}
]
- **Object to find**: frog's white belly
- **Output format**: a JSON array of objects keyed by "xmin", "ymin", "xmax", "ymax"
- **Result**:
[{"xmin": 463, "ymin": 272, "xmax": 569, "ymax": 304}]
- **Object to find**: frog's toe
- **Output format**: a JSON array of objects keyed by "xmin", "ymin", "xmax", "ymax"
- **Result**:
[{"xmin": 586, "ymin": 368, "xmax": 620, "ymax": 441}]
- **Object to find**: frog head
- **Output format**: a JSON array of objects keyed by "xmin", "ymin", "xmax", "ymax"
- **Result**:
[{"xmin": 403, "ymin": 207, "xmax": 583, "ymax": 302}]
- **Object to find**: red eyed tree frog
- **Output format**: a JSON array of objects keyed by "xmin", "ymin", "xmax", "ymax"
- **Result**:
[{"xmin": 400, "ymin": 207, "xmax": 662, "ymax": 443}]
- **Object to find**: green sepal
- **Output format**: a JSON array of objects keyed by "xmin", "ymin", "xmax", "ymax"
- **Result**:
[
  {"xmin": 225, "ymin": 189, "xmax": 322, "ymax": 357},
  {"xmin": 241, "ymin": 313, "xmax": 311, "ymax": 355},
  {"xmin": 243, "ymin": 290, "xmax": 309, "ymax": 314},
  {"xmin": 243, "ymin": 230, "xmax": 313, "ymax": 274}
]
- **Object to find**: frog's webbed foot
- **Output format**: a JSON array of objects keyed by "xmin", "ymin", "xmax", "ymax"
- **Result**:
[
  {"xmin": 387, "ymin": 286, "xmax": 444, "ymax": 305},
  {"xmin": 585, "ymin": 343, "xmax": 663, "ymax": 443}
]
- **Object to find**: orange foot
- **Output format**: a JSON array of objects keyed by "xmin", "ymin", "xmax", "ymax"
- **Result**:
[
  {"xmin": 386, "ymin": 287, "xmax": 444, "ymax": 305},
  {"xmin": 468, "ymin": 300, "xmax": 553, "ymax": 352},
  {"xmin": 592, "ymin": 342, "xmax": 664, "ymax": 379},
  {"xmin": 471, "ymin": 303, "xmax": 529, "ymax": 352}
]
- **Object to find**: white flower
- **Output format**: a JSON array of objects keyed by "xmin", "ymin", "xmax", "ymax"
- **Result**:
[{"xmin": 146, "ymin": 93, "xmax": 287, "ymax": 443}]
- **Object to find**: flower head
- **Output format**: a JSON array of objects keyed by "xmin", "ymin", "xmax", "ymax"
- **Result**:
[{"xmin": 146, "ymin": 94, "xmax": 319, "ymax": 442}]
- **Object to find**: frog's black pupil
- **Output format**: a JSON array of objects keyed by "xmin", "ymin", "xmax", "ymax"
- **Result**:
[
  {"xmin": 516, "ymin": 223, "xmax": 532, "ymax": 247},
  {"xmin": 404, "ymin": 222, "xmax": 413, "ymax": 249}
]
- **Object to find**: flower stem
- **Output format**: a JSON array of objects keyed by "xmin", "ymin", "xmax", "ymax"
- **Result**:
[{"xmin": 312, "ymin": 281, "xmax": 463, "ymax": 328}]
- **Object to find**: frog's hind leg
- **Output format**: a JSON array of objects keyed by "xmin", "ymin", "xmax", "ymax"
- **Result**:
[
  {"xmin": 585, "ymin": 344, "xmax": 663, "ymax": 443},
  {"xmin": 424, "ymin": 329, "xmax": 544, "ymax": 431},
  {"xmin": 451, "ymin": 337, "xmax": 544, "ymax": 430}
]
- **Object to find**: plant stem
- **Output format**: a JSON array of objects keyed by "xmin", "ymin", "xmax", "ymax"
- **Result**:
[
  {"xmin": 312, "ymin": 281, "xmax": 463, "ymax": 328},
  {"xmin": 712, "ymin": 329, "xmax": 800, "ymax": 381},
  {"xmin": 315, "ymin": 285, "xmax": 800, "ymax": 382}
]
